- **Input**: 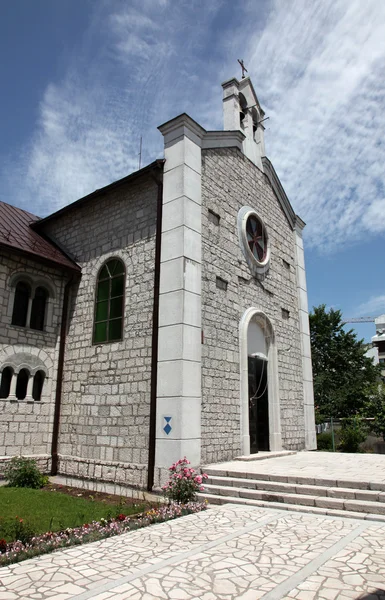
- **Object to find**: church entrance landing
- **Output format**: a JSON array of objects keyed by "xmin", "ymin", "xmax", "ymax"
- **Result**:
[{"xmin": 200, "ymin": 452, "xmax": 385, "ymax": 519}]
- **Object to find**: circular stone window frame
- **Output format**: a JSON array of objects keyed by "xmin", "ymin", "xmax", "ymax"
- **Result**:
[{"xmin": 238, "ymin": 206, "xmax": 270, "ymax": 279}]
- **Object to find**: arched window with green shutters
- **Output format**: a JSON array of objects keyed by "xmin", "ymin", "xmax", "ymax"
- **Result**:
[{"xmin": 93, "ymin": 258, "xmax": 125, "ymax": 344}]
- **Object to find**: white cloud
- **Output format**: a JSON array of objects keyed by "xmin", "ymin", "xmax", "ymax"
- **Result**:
[
  {"xmin": 246, "ymin": 0, "xmax": 385, "ymax": 251},
  {"xmin": 357, "ymin": 295, "xmax": 385, "ymax": 316},
  {"xmin": 1, "ymin": 0, "xmax": 385, "ymax": 256},
  {"xmin": 362, "ymin": 199, "xmax": 385, "ymax": 233},
  {"xmin": 2, "ymin": 0, "xmax": 228, "ymax": 216}
]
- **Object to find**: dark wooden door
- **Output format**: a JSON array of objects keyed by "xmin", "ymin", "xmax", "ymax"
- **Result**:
[{"xmin": 248, "ymin": 356, "xmax": 269, "ymax": 453}]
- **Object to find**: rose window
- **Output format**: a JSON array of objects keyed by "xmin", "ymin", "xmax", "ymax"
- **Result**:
[{"xmin": 246, "ymin": 214, "xmax": 268, "ymax": 263}]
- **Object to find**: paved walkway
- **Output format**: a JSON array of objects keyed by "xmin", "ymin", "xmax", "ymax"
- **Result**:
[
  {"xmin": 205, "ymin": 451, "xmax": 385, "ymax": 486},
  {"xmin": 1, "ymin": 504, "xmax": 385, "ymax": 599}
]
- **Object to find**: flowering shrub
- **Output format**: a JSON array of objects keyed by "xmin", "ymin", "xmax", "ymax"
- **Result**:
[
  {"xmin": 0, "ymin": 501, "xmax": 207, "ymax": 567},
  {"xmin": 162, "ymin": 457, "xmax": 208, "ymax": 503}
]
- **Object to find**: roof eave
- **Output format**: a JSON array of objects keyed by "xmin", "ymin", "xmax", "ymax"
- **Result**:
[
  {"xmin": 33, "ymin": 159, "xmax": 165, "ymax": 230},
  {"xmin": 0, "ymin": 242, "xmax": 81, "ymax": 274}
]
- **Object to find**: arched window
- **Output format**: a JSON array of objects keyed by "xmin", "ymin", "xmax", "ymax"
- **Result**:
[
  {"xmin": 12, "ymin": 282, "xmax": 31, "ymax": 327},
  {"xmin": 0, "ymin": 367, "xmax": 13, "ymax": 398},
  {"xmin": 30, "ymin": 287, "xmax": 48, "ymax": 331},
  {"xmin": 93, "ymin": 258, "xmax": 125, "ymax": 344},
  {"xmin": 16, "ymin": 369, "xmax": 29, "ymax": 400},
  {"xmin": 32, "ymin": 370, "xmax": 45, "ymax": 401}
]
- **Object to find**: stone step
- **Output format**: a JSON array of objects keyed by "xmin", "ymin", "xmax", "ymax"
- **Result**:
[
  {"xmin": 199, "ymin": 493, "xmax": 385, "ymax": 522},
  {"xmin": 206, "ymin": 475, "xmax": 385, "ymax": 503},
  {"xmin": 203, "ymin": 467, "xmax": 385, "ymax": 492},
  {"xmin": 202, "ymin": 483, "xmax": 385, "ymax": 515},
  {"xmin": 233, "ymin": 451, "xmax": 297, "ymax": 462}
]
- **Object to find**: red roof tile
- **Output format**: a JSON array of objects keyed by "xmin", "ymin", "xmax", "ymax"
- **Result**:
[{"xmin": 0, "ymin": 201, "xmax": 80, "ymax": 272}]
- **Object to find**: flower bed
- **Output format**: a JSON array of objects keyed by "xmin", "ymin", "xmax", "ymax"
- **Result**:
[{"xmin": 0, "ymin": 501, "xmax": 207, "ymax": 567}]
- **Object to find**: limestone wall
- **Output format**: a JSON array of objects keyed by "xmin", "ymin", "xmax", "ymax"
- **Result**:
[
  {"xmin": 42, "ymin": 175, "xmax": 158, "ymax": 488},
  {"xmin": 0, "ymin": 253, "xmax": 65, "ymax": 462},
  {"xmin": 200, "ymin": 148, "xmax": 305, "ymax": 464}
]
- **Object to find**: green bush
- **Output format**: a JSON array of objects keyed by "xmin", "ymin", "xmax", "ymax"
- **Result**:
[
  {"xmin": 4, "ymin": 457, "xmax": 48, "ymax": 489},
  {"xmin": 338, "ymin": 417, "xmax": 368, "ymax": 453},
  {"xmin": 316, "ymin": 432, "xmax": 334, "ymax": 451}
]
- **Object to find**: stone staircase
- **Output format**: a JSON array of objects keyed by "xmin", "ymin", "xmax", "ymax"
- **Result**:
[{"xmin": 199, "ymin": 465, "xmax": 385, "ymax": 521}]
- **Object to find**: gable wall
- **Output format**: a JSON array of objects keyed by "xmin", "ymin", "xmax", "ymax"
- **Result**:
[
  {"xmin": 201, "ymin": 147, "xmax": 305, "ymax": 464},
  {"xmin": 0, "ymin": 252, "xmax": 65, "ymax": 467},
  {"xmin": 42, "ymin": 176, "xmax": 158, "ymax": 489}
]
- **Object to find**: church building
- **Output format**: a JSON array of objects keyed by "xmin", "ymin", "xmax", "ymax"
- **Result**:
[{"xmin": 0, "ymin": 76, "xmax": 316, "ymax": 491}]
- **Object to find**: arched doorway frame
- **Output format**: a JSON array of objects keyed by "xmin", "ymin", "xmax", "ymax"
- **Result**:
[{"xmin": 239, "ymin": 308, "xmax": 282, "ymax": 454}]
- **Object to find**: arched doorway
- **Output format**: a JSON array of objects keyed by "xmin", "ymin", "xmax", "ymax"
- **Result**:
[
  {"xmin": 240, "ymin": 308, "xmax": 282, "ymax": 455},
  {"xmin": 248, "ymin": 352, "xmax": 269, "ymax": 452}
]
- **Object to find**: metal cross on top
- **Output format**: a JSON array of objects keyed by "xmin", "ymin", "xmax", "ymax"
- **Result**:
[{"xmin": 238, "ymin": 58, "xmax": 248, "ymax": 79}]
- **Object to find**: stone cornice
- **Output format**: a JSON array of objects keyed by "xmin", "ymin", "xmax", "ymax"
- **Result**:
[
  {"xmin": 158, "ymin": 113, "xmax": 206, "ymax": 146},
  {"xmin": 202, "ymin": 130, "xmax": 245, "ymax": 151},
  {"xmin": 295, "ymin": 215, "xmax": 306, "ymax": 231},
  {"xmin": 262, "ymin": 156, "xmax": 298, "ymax": 231}
]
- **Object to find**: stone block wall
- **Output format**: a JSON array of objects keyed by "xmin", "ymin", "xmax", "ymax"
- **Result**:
[
  {"xmin": 200, "ymin": 148, "xmax": 305, "ymax": 464},
  {"xmin": 0, "ymin": 253, "xmax": 65, "ymax": 459},
  {"xmin": 42, "ymin": 175, "xmax": 158, "ymax": 488}
]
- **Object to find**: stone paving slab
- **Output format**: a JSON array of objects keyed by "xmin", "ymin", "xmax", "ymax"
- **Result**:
[
  {"xmin": 0, "ymin": 505, "xmax": 385, "ymax": 599},
  {"xmin": 204, "ymin": 451, "xmax": 385, "ymax": 485}
]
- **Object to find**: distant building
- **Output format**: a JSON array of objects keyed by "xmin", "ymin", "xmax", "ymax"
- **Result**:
[{"xmin": 372, "ymin": 315, "xmax": 385, "ymax": 383}]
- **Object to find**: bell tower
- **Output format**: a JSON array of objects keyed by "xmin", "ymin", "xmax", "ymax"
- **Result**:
[{"xmin": 222, "ymin": 76, "xmax": 266, "ymax": 170}]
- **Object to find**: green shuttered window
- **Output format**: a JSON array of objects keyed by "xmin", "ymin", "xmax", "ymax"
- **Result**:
[{"xmin": 93, "ymin": 259, "xmax": 125, "ymax": 344}]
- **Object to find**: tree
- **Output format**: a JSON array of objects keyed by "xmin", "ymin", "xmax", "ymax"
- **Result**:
[
  {"xmin": 309, "ymin": 305, "xmax": 380, "ymax": 420},
  {"xmin": 363, "ymin": 386, "xmax": 385, "ymax": 441}
]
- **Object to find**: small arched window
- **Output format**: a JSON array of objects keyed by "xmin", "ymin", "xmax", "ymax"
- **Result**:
[
  {"xmin": 30, "ymin": 287, "xmax": 48, "ymax": 331},
  {"xmin": 32, "ymin": 370, "xmax": 45, "ymax": 401},
  {"xmin": 93, "ymin": 258, "xmax": 125, "ymax": 344},
  {"xmin": 12, "ymin": 282, "xmax": 31, "ymax": 327},
  {"xmin": 0, "ymin": 367, "xmax": 13, "ymax": 399},
  {"xmin": 16, "ymin": 369, "xmax": 29, "ymax": 400}
]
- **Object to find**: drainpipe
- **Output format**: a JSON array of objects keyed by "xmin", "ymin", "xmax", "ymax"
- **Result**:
[
  {"xmin": 147, "ymin": 169, "xmax": 164, "ymax": 491},
  {"xmin": 51, "ymin": 276, "xmax": 73, "ymax": 475}
]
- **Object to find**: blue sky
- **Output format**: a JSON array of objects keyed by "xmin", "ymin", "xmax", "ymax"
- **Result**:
[{"xmin": 1, "ymin": 0, "xmax": 384, "ymax": 341}]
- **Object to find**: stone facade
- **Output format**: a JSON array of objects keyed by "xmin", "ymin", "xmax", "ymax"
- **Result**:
[
  {"xmin": 200, "ymin": 148, "xmax": 305, "ymax": 463},
  {"xmin": 0, "ymin": 252, "xmax": 65, "ymax": 466},
  {"xmin": 41, "ymin": 174, "xmax": 159, "ymax": 488}
]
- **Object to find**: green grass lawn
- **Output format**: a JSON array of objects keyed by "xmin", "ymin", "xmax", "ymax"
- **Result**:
[{"xmin": 0, "ymin": 487, "xmax": 146, "ymax": 542}]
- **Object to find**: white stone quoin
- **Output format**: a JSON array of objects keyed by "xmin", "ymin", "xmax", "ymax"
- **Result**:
[
  {"xmin": 294, "ymin": 219, "xmax": 316, "ymax": 450},
  {"xmin": 155, "ymin": 115, "xmax": 205, "ymax": 476}
]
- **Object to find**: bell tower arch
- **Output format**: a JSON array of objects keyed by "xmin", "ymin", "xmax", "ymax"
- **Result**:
[{"xmin": 222, "ymin": 77, "xmax": 266, "ymax": 170}]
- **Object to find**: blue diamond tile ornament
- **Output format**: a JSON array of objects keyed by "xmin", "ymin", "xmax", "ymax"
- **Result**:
[{"xmin": 163, "ymin": 416, "xmax": 172, "ymax": 435}]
